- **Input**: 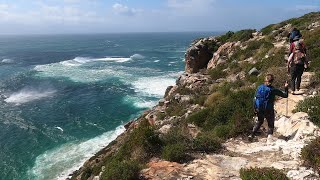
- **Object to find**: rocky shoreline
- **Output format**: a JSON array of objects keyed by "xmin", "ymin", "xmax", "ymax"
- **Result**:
[{"xmin": 70, "ymin": 12, "xmax": 320, "ymax": 180}]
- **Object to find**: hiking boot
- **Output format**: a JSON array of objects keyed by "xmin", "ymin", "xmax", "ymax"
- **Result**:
[
  {"xmin": 248, "ymin": 134, "xmax": 254, "ymax": 142},
  {"xmin": 267, "ymin": 134, "xmax": 276, "ymax": 144},
  {"xmin": 291, "ymin": 91, "xmax": 296, "ymax": 95}
]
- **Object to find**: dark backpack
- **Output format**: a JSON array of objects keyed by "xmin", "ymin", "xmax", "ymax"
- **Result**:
[
  {"xmin": 254, "ymin": 85, "xmax": 272, "ymax": 113},
  {"xmin": 290, "ymin": 29, "xmax": 301, "ymax": 41}
]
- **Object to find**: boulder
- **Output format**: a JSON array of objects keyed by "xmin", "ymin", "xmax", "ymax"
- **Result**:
[
  {"xmin": 185, "ymin": 39, "xmax": 214, "ymax": 73},
  {"xmin": 275, "ymin": 112, "xmax": 317, "ymax": 141},
  {"xmin": 248, "ymin": 67, "xmax": 259, "ymax": 76},
  {"xmin": 207, "ymin": 42, "xmax": 238, "ymax": 69},
  {"xmin": 158, "ymin": 124, "xmax": 172, "ymax": 134}
]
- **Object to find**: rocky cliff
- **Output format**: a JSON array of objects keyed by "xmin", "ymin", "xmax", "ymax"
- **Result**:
[{"xmin": 70, "ymin": 12, "xmax": 320, "ymax": 180}]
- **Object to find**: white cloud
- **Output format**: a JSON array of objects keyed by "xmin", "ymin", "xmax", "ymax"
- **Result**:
[
  {"xmin": 112, "ymin": 3, "xmax": 142, "ymax": 16},
  {"xmin": 167, "ymin": 0, "xmax": 216, "ymax": 16},
  {"xmin": 0, "ymin": 3, "xmax": 9, "ymax": 10}
]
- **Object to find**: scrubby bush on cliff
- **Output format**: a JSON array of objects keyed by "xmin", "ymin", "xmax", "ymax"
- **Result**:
[
  {"xmin": 165, "ymin": 99, "xmax": 188, "ymax": 117},
  {"xmin": 102, "ymin": 160, "xmax": 141, "ymax": 180},
  {"xmin": 231, "ymin": 39, "xmax": 274, "ymax": 62},
  {"xmin": 188, "ymin": 88, "xmax": 255, "ymax": 138},
  {"xmin": 229, "ymin": 29, "xmax": 256, "ymax": 42},
  {"xmin": 303, "ymin": 28, "xmax": 320, "ymax": 72},
  {"xmin": 161, "ymin": 126, "xmax": 191, "ymax": 163},
  {"xmin": 193, "ymin": 132, "xmax": 222, "ymax": 153},
  {"xmin": 240, "ymin": 167, "xmax": 289, "ymax": 180},
  {"xmin": 208, "ymin": 66, "xmax": 227, "ymax": 80},
  {"xmin": 216, "ymin": 31, "xmax": 234, "ymax": 44},
  {"xmin": 294, "ymin": 95, "xmax": 320, "ymax": 127},
  {"xmin": 98, "ymin": 120, "xmax": 162, "ymax": 179},
  {"xmin": 301, "ymin": 137, "xmax": 320, "ymax": 173},
  {"xmin": 260, "ymin": 24, "xmax": 275, "ymax": 35},
  {"xmin": 255, "ymin": 47, "xmax": 287, "ymax": 71},
  {"xmin": 161, "ymin": 143, "xmax": 188, "ymax": 163}
]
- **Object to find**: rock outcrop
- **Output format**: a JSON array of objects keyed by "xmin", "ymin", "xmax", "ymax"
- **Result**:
[
  {"xmin": 142, "ymin": 111, "xmax": 320, "ymax": 180},
  {"xmin": 71, "ymin": 12, "xmax": 320, "ymax": 180},
  {"xmin": 207, "ymin": 41, "xmax": 240, "ymax": 70},
  {"xmin": 185, "ymin": 38, "xmax": 215, "ymax": 73}
]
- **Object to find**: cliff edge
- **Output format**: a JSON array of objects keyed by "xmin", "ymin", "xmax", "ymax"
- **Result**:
[{"xmin": 70, "ymin": 12, "xmax": 320, "ymax": 180}]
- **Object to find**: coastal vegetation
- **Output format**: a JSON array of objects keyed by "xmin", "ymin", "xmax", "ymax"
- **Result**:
[
  {"xmin": 71, "ymin": 12, "xmax": 320, "ymax": 180},
  {"xmin": 240, "ymin": 167, "xmax": 289, "ymax": 180}
]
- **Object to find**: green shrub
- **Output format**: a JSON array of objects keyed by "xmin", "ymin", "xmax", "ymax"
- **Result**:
[
  {"xmin": 229, "ymin": 29, "xmax": 256, "ymax": 42},
  {"xmin": 161, "ymin": 143, "xmax": 188, "ymax": 163},
  {"xmin": 212, "ymin": 124, "xmax": 232, "ymax": 139},
  {"xmin": 174, "ymin": 86, "xmax": 194, "ymax": 95},
  {"xmin": 231, "ymin": 39, "xmax": 274, "ymax": 62},
  {"xmin": 187, "ymin": 108, "xmax": 211, "ymax": 127},
  {"xmin": 240, "ymin": 167, "xmax": 289, "ymax": 180},
  {"xmin": 304, "ymin": 28, "xmax": 320, "ymax": 72},
  {"xmin": 205, "ymin": 40, "xmax": 220, "ymax": 52},
  {"xmin": 162, "ymin": 126, "xmax": 190, "ymax": 145},
  {"xmin": 208, "ymin": 66, "xmax": 228, "ymax": 80},
  {"xmin": 204, "ymin": 92, "xmax": 225, "ymax": 107},
  {"xmin": 192, "ymin": 95, "xmax": 207, "ymax": 106},
  {"xmin": 294, "ymin": 95, "xmax": 320, "ymax": 127},
  {"xmin": 193, "ymin": 132, "xmax": 222, "ymax": 153},
  {"xmin": 188, "ymin": 88, "xmax": 255, "ymax": 134},
  {"xmin": 165, "ymin": 99, "xmax": 187, "ymax": 117},
  {"xmin": 255, "ymin": 47, "xmax": 286, "ymax": 71},
  {"xmin": 261, "ymin": 24, "xmax": 275, "ymax": 35},
  {"xmin": 81, "ymin": 168, "xmax": 93, "ymax": 180},
  {"xmin": 102, "ymin": 160, "xmax": 141, "ymax": 180},
  {"xmin": 217, "ymin": 31, "xmax": 235, "ymax": 44},
  {"xmin": 301, "ymin": 137, "xmax": 320, "ymax": 173}
]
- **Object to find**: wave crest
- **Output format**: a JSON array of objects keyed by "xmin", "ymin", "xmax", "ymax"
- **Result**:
[
  {"xmin": 5, "ymin": 88, "xmax": 56, "ymax": 105},
  {"xmin": 29, "ymin": 126, "xmax": 125, "ymax": 180}
]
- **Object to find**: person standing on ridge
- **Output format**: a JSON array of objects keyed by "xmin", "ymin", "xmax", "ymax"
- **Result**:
[
  {"xmin": 288, "ymin": 41, "xmax": 309, "ymax": 95},
  {"xmin": 249, "ymin": 74, "xmax": 288, "ymax": 142},
  {"xmin": 287, "ymin": 27, "xmax": 302, "ymax": 43}
]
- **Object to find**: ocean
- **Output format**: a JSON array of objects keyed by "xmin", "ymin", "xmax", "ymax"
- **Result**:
[{"xmin": 0, "ymin": 32, "xmax": 218, "ymax": 180}]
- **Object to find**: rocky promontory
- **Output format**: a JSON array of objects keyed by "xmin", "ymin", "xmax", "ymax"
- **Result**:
[{"xmin": 70, "ymin": 12, "xmax": 320, "ymax": 180}]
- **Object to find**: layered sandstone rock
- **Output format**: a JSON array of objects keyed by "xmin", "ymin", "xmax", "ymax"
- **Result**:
[{"xmin": 185, "ymin": 38, "xmax": 215, "ymax": 73}]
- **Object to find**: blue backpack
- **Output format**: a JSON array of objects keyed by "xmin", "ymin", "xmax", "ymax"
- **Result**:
[
  {"xmin": 254, "ymin": 85, "xmax": 272, "ymax": 112},
  {"xmin": 290, "ymin": 30, "xmax": 302, "ymax": 41}
]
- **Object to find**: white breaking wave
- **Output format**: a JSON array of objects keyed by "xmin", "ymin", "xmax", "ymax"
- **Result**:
[
  {"xmin": 130, "ymin": 54, "xmax": 144, "ymax": 60},
  {"xmin": 34, "ymin": 55, "xmax": 144, "ymax": 83},
  {"xmin": 5, "ymin": 88, "xmax": 56, "ymax": 105},
  {"xmin": 60, "ymin": 57, "xmax": 131, "ymax": 67},
  {"xmin": 123, "ymin": 95, "xmax": 158, "ymax": 109},
  {"xmin": 132, "ymin": 76, "xmax": 177, "ymax": 97},
  {"xmin": 34, "ymin": 63, "xmax": 126, "ymax": 83},
  {"xmin": 1, "ymin": 58, "xmax": 14, "ymax": 63},
  {"xmin": 29, "ymin": 126, "xmax": 125, "ymax": 180}
]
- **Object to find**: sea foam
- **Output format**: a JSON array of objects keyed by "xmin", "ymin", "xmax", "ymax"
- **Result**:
[
  {"xmin": 1, "ymin": 59, "xmax": 14, "ymax": 63},
  {"xmin": 132, "ymin": 76, "xmax": 177, "ymax": 97},
  {"xmin": 29, "ymin": 126, "xmax": 125, "ymax": 180},
  {"xmin": 34, "ymin": 55, "xmax": 140, "ymax": 83},
  {"xmin": 5, "ymin": 88, "xmax": 56, "ymax": 105}
]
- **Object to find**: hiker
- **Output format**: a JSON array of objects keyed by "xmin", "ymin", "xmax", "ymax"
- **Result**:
[
  {"xmin": 249, "ymin": 74, "xmax": 288, "ymax": 141},
  {"xmin": 289, "ymin": 38, "xmax": 307, "ymax": 55},
  {"xmin": 287, "ymin": 27, "xmax": 302, "ymax": 43},
  {"xmin": 288, "ymin": 41, "xmax": 309, "ymax": 94}
]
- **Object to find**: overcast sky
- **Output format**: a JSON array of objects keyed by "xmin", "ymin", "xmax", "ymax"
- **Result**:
[{"xmin": 0, "ymin": 0, "xmax": 319, "ymax": 34}]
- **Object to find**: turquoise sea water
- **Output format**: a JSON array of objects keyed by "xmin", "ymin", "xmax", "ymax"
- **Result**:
[{"xmin": 0, "ymin": 32, "xmax": 218, "ymax": 180}]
